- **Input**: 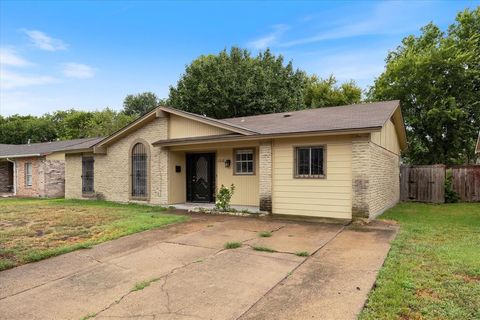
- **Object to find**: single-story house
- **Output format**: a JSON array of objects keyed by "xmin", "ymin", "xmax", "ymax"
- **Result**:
[
  {"xmin": 0, "ymin": 137, "xmax": 102, "ymax": 197},
  {"xmin": 65, "ymin": 100, "xmax": 407, "ymax": 219}
]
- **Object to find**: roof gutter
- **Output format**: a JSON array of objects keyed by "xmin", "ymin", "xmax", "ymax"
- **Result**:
[
  {"xmin": 153, "ymin": 127, "xmax": 380, "ymax": 147},
  {"xmin": 0, "ymin": 153, "xmax": 41, "ymax": 159}
]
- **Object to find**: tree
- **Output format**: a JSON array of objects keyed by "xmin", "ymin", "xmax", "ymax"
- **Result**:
[
  {"xmin": 168, "ymin": 47, "xmax": 308, "ymax": 118},
  {"xmin": 0, "ymin": 115, "xmax": 57, "ymax": 144},
  {"xmin": 50, "ymin": 110, "xmax": 94, "ymax": 140},
  {"xmin": 368, "ymin": 8, "xmax": 480, "ymax": 164},
  {"xmin": 86, "ymin": 108, "xmax": 135, "ymax": 137},
  {"xmin": 123, "ymin": 92, "xmax": 160, "ymax": 116},
  {"xmin": 304, "ymin": 75, "xmax": 362, "ymax": 108}
]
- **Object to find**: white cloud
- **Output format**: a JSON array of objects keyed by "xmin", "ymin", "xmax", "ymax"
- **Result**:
[
  {"xmin": 61, "ymin": 63, "xmax": 96, "ymax": 79},
  {"xmin": 0, "ymin": 48, "xmax": 31, "ymax": 67},
  {"xmin": 23, "ymin": 30, "xmax": 67, "ymax": 51},
  {"xmin": 248, "ymin": 24, "xmax": 289, "ymax": 50},
  {"xmin": 0, "ymin": 68, "xmax": 57, "ymax": 90},
  {"xmin": 277, "ymin": 2, "xmax": 432, "ymax": 47}
]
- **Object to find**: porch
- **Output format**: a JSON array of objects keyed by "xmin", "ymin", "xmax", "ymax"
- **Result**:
[
  {"xmin": 163, "ymin": 139, "xmax": 271, "ymax": 211},
  {"xmin": 0, "ymin": 160, "xmax": 15, "ymax": 196}
]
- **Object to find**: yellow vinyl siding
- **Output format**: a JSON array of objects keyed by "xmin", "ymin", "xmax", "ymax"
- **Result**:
[
  {"xmin": 272, "ymin": 136, "xmax": 352, "ymax": 219},
  {"xmin": 168, "ymin": 151, "xmax": 186, "ymax": 204},
  {"xmin": 168, "ymin": 114, "xmax": 231, "ymax": 139},
  {"xmin": 45, "ymin": 152, "xmax": 65, "ymax": 161},
  {"xmin": 371, "ymin": 119, "xmax": 401, "ymax": 155},
  {"xmin": 169, "ymin": 140, "xmax": 259, "ymax": 206}
]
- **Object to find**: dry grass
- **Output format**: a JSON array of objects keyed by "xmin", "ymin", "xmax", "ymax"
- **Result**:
[{"xmin": 0, "ymin": 198, "xmax": 187, "ymax": 270}]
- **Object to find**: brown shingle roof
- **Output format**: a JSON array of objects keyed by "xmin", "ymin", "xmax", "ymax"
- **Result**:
[
  {"xmin": 222, "ymin": 100, "xmax": 400, "ymax": 135},
  {"xmin": 0, "ymin": 137, "xmax": 103, "ymax": 158}
]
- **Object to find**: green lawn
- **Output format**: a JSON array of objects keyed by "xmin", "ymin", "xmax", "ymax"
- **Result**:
[
  {"xmin": 360, "ymin": 203, "xmax": 480, "ymax": 320},
  {"xmin": 0, "ymin": 198, "xmax": 188, "ymax": 271}
]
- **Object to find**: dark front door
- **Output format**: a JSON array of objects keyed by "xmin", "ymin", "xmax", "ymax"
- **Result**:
[{"xmin": 187, "ymin": 153, "xmax": 215, "ymax": 202}]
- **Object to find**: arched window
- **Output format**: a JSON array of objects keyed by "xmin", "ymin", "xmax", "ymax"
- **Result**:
[{"xmin": 131, "ymin": 142, "xmax": 148, "ymax": 198}]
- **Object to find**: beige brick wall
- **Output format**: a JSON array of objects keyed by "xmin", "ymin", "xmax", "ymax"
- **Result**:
[
  {"xmin": 65, "ymin": 153, "xmax": 84, "ymax": 199},
  {"xmin": 92, "ymin": 117, "xmax": 168, "ymax": 204},
  {"xmin": 368, "ymin": 142, "xmax": 400, "ymax": 217},
  {"xmin": 351, "ymin": 137, "xmax": 400, "ymax": 219},
  {"xmin": 259, "ymin": 140, "xmax": 272, "ymax": 212},
  {"xmin": 15, "ymin": 157, "xmax": 42, "ymax": 197}
]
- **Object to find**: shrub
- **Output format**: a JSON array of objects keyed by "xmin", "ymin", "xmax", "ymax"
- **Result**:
[
  {"xmin": 445, "ymin": 169, "xmax": 459, "ymax": 203},
  {"xmin": 215, "ymin": 184, "xmax": 235, "ymax": 211}
]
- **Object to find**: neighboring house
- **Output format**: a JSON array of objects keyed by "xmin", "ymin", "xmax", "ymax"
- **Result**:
[
  {"xmin": 65, "ymin": 100, "xmax": 407, "ymax": 219},
  {"xmin": 0, "ymin": 138, "xmax": 102, "ymax": 197}
]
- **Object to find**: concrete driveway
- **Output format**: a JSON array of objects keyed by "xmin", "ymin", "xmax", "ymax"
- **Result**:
[{"xmin": 0, "ymin": 212, "xmax": 398, "ymax": 320}]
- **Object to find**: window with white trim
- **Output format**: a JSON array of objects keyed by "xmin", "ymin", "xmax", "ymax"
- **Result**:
[
  {"xmin": 295, "ymin": 146, "xmax": 325, "ymax": 178},
  {"xmin": 25, "ymin": 162, "xmax": 33, "ymax": 186},
  {"xmin": 234, "ymin": 149, "xmax": 254, "ymax": 175}
]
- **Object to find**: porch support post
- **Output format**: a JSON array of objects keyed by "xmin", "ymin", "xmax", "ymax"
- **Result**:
[{"xmin": 259, "ymin": 140, "xmax": 273, "ymax": 213}]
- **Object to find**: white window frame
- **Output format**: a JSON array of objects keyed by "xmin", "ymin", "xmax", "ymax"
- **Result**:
[
  {"xmin": 25, "ymin": 162, "xmax": 33, "ymax": 186},
  {"xmin": 234, "ymin": 149, "xmax": 255, "ymax": 175}
]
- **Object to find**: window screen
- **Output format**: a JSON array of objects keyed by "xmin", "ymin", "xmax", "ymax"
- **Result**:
[
  {"xmin": 25, "ymin": 163, "xmax": 32, "ymax": 186},
  {"xmin": 235, "ymin": 149, "xmax": 254, "ymax": 174}
]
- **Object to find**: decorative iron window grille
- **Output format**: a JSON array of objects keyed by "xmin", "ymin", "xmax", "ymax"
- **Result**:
[
  {"xmin": 131, "ymin": 143, "xmax": 148, "ymax": 197},
  {"xmin": 82, "ymin": 157, "xmax": 94, "ymax": 193},
  {"xmin": 295, "ymin": 146, "xmax": 325, "ymax": 178}
]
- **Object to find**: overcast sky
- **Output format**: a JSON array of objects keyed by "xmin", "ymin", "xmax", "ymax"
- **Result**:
[{"xmin": 1, "ymin": 0, "xmax": 478, "ymax": 116}]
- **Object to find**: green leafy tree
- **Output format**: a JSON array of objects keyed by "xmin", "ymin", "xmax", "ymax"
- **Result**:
[
  {"xmin": 368, "ymin": 8, "xmax": 480, "ymax": 164},
  {"xmin": 50, "ymin": 110, "xmax": 94, "ymax": 140},
  {"xmin": 0, "ymin": 115, "xmax": 57, "ymax": 144},
  {"xmin": 86, "ymin": 108, "xmax": 135, "ymax": 137},
  {"xmin": 168, "ymin": 47, "xmax": 308, "ymax": 118},
  {"xmin": 123, "ymin": 92, "xmax": 160, "ymax": 116},
  {"xmin": 304, "ymin": 75, "xmax": 362, "ymax": 108}
]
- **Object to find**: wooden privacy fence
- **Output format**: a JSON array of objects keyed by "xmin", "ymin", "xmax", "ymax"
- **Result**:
[
  {"xmin": 451, "ymin": 165, "xmax": 480, "ymax": 202},
  {"xmin": 400, "ymin": 165, "xmax": 445, "ymax": 203},
  {"xmin": 400, "ymin": 164, "xmax": 480, "ymax": 203}
]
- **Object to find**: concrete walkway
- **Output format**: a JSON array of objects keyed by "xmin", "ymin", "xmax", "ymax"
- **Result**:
[{"xmin": 0, "ymin": 213, "xmax": 398, "ymax": 320}]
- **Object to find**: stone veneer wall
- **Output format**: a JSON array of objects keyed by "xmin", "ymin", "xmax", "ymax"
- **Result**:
[
  {"xmin": 259, "ymin": 140, "xmax": 272, "ymax": 212},
  {"xmin": 42, "ymin": 160, "xmax": 65, "ymax": 197},
  {"xmin": 351, "ymin": 137, "xmax": 400, "ymax": 219}
]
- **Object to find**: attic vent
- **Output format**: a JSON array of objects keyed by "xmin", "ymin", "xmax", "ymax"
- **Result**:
[{"xmin": 283, "ymin": 113, "xmax": 292, "ymax": 118}]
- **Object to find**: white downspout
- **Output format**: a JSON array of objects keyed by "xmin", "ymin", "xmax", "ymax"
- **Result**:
[{"xmin": 6, "ymin": 158, "xmax": 16, "ymax": 196}]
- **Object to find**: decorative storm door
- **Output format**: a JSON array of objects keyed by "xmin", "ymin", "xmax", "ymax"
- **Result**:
[{"xmin": 187, "ymin": 153, "xmax": 215, "ymax": 202}]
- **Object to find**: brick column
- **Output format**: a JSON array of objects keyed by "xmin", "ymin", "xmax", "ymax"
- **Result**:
[
  {"xmin": 351, "ymin": 137, "xmax": 371, "ymax": 218},
  {"xmin": 259, "ymin": 140, "xmax": 272, "ymax": 213}
]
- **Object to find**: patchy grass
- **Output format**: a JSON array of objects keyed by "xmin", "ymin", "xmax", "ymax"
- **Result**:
[
  {"xmin": 0, "ymin": 198, "xmax": 188, "ymax": 270},
  {"xmin": 224, "ymin": 241, "xmax": 242, "ymax": 249},
  {"xmin": 259, "ymin": 231, "xmax": 272, "ymax": 237},
  {"xmin": 360, "ymin": 203, "xmax": 480, "ymax": 320},
  {"xmin": 80, "ymin": 313, "xmax": 97, "ymax": 320},
  {"xmin": 295, "ymin": 251, "xmax": 310, "ymax": 257},
  {"xmin": 252, "ymin": 246, "xmax": 277, "ymax": 253},
  {"xmin": 131, "ymin": 278, "xmax": 160, "ymax": 292}
]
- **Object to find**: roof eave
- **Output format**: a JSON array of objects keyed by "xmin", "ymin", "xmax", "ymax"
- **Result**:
[
  {"xmin": 153, "ymin": 127, "xmax": 381, "ymax": 147},
  {"xmin": 0, "ymin": 153, "xmax": 41, "ymax": 159},
  {"xmin": 158, "ymin": 107, "xmax": 258, "ymax": 135}
]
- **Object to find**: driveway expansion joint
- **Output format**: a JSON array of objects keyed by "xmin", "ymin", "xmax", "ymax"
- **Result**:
[{"xmin": 235, "ymin": 225, "xmax": 347, "ymax": 320}]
